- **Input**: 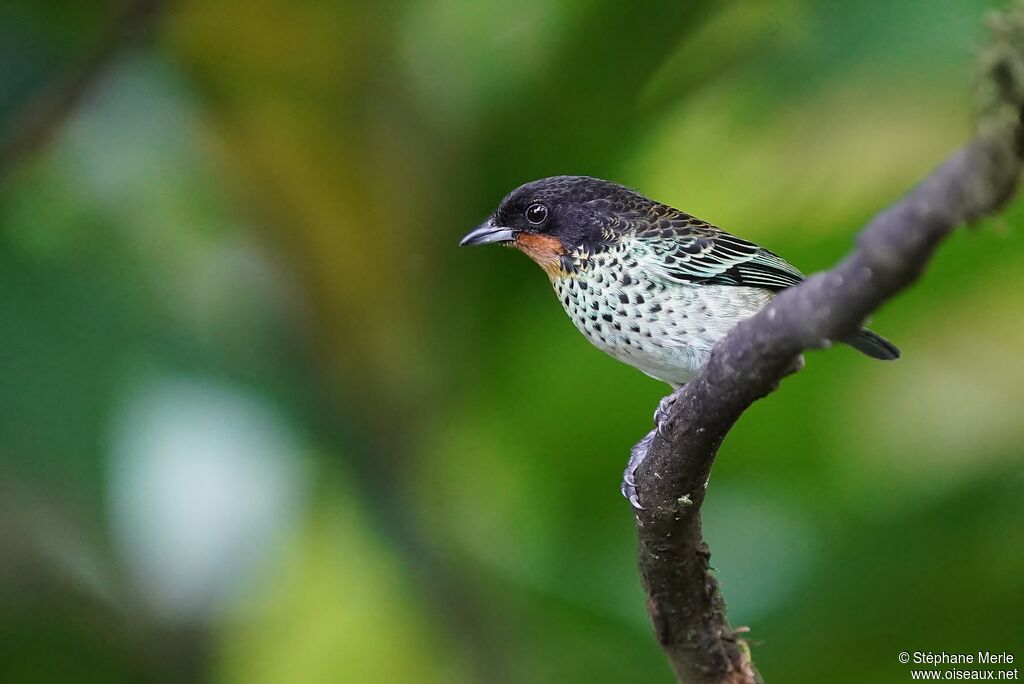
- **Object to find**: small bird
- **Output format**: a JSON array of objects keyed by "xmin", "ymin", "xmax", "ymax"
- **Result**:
[{"xmin": 461, "ymin": 176, "xmax": 898, "ymax": 503}]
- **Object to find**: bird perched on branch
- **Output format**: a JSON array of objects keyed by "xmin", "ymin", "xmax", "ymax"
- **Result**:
[{"xmin": 461, "ymin": 176, "xmax": 899, "ymax": 504}]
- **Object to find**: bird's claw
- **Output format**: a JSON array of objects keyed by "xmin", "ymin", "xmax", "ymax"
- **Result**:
[
  {"xmin": 621, "ymin": 468, "xmax": 643, "ymax": 509},
  {"xmin": 621, "ymin": 475, "xmax": 644, "ymax": 510},
  {"xmin": 653, "ymin": 387, "xmax": 684, "ymax": 435},
  {"xmin": 621, "ymin": 479, "xmax": 644, "ymax": 510},
  {"xmin": 621, "ymin": 428, "xmax": 656, "ymax": 509},
  {"xmin": 624, "ymin": 389, "xmax": 686, "ymax": 508},
  {"xmin": 623, "ymin": 470, "xmax": 636, "ymax": 488}
]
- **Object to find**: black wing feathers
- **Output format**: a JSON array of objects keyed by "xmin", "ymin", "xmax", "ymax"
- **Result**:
[{"xmin": 635, "ymin": 209, "xmax": 804, "ymax": 291}]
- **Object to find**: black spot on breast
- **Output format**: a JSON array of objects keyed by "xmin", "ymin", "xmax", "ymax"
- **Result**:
[
  {"xmin": 602, "ymin": 314, "xmax": 613, "ymax": 323},
  {"xmin": 650, "ymin": 303, "xmax": 662, "ymax": 313},
  {"xmin": 621, "ymin": 274, "xmax": 632, "ymax": 286},
  {"xmin": 634, "ymin": 295, "xmax": 645, "ymax": 304},
  {"xmin": 618, "ymin": 293, "xmax": 629, "ymax": 304}
]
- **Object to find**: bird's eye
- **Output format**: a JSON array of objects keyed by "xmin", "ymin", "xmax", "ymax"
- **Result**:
[{"xmin": 525, "ymin": 202, "xmax": 548, "ymax": 226}]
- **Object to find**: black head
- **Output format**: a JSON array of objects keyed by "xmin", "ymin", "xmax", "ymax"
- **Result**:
[{"xmin": 460, "ymin": 176, "xmax": 654, "ymax": 273}]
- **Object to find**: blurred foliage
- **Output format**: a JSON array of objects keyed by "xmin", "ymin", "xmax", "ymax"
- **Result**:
[{"xmin": 0, "ymin": 0, "xmax": 1022, "ymax": 682}]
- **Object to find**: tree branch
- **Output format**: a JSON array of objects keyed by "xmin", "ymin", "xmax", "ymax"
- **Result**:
[{"xmin": 630, "ymin": 5, "xmax": 1024, "ymax": 683}]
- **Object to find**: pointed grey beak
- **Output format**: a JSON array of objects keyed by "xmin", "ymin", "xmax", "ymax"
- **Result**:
[{"xmin": 460, "ymin": 220, "xmax": 516, "ymax": 246}]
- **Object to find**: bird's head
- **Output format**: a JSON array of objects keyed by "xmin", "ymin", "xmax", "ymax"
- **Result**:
[{"xmin": 460, "ymin": 176, "xmax": 653, "ymax": 278}]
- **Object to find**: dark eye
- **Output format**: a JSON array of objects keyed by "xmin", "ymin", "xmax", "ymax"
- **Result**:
[{"xmin": 525, "ymin": 202, "xmax": 548, "ymax": 226}]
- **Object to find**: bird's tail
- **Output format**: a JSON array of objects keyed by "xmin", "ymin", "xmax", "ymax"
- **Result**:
[{"xmin": 842, "ymin": 328, "xmax": 900, "ymax": 360}]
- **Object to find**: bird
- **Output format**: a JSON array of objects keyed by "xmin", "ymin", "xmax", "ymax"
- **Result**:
[{"xmin": 460, "ymin": 175, "xmax": 899, "ymax": 504}]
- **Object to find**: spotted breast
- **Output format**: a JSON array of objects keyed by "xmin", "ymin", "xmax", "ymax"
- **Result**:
[{"xmin": 550, "ymin": 235, "xmax": 773, "ymax": 387}]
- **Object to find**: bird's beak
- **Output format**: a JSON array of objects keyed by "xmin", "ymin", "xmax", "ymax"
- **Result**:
[{"xmin": 459, "ymin": 220, "xmax": 515, "ymax": 247}]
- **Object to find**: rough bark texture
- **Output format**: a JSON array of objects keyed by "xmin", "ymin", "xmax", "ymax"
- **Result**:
[{"xmin": 630, "ymin": 6, "xmax": 1024, "ymax": 683}]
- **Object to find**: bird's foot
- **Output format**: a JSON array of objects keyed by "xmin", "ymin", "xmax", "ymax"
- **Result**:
[
  {"xmin": 621, "ymin": 428, "xmax": 656, "ymax": 509},
  {"xmin": 623, "ymin": 388, "xmax": 686, "ymax": 509},
  {"xmin": 654, "ymin": 387, "xmax": 685, "ymax": 437}
]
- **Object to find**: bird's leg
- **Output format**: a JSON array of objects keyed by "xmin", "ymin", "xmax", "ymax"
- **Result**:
[
  {"xmin": 621, "ymin": 428, "xmax": 656, "ymax": 509},
  {"xmin": 622, "ymin": 386, "xmax": 686, "ymax": 508},
  {"xmin": 654, "ymin": 386, "xmax": 685, "ymax": 437}
]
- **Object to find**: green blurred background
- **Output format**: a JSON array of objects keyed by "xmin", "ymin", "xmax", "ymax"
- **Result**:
[{"xmin": 1, "ymin": 1, "xmax": 1022, "ymax": 682}]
